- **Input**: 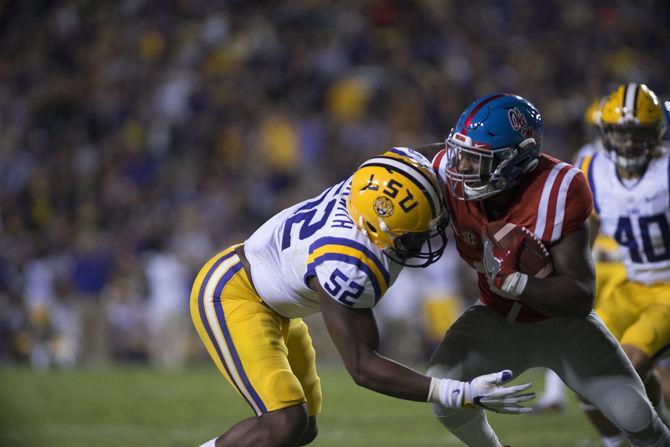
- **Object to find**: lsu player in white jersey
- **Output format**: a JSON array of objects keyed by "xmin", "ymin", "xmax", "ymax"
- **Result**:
[
  {"xmin": 578, "ymin": 83, "xmax": 670, "ymax": 447},
  {"xmin": 190, "ymin": 148, "xmax": 534, "ymax": 447}
]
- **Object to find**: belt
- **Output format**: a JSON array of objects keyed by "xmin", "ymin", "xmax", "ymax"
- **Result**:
[
  {"xmin": 235, "ymin": 244, "xmax": 259, "ymax": 294},
  {"xmin": 234, "ymin": 244, "xmax": 272, "ymax": 310},
  {"xmin": 505, "ymin": 302, "xmax": 522, "ymax": 324}
]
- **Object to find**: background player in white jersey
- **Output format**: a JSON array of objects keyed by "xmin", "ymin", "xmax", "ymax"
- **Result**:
[
  {"xmin": 190, "ymin": 148, "xmax": 534, "ymax": 447},
  {"xmin": 576, "ymin": 94, "xmax": 633, "ymax": 309},
  {"xmin": 429, "ymin": 93, "xmax": 670, "ymax": 447},
  {"xmin": 535, "ymin": 95, "xmax": 627, "ymax": 414},
  {"xmin": 538, "ymin": 92, "xmax": 670, "ymax": 421},
  {"xmin": 577, "ymin": 83, "xmax": 670, "ymax": 447}
]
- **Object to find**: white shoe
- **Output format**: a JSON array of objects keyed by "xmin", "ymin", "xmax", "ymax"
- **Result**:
[{"xmin": 531, "ymin": 397, "xmax": 566, "ymax": 415}]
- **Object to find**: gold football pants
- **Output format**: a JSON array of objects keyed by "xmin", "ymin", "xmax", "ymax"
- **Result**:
[{"xmin": 190, "ymin": 246, "xmax": 322, "ymax": 416}]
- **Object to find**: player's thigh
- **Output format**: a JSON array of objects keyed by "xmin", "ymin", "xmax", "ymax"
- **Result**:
[
  {"xmin": 594, "ymin": 261, "xmax": 626, "ymax": 306},
  {"xmin": 427, "ymin": 305, "xmax": 525, "ymax": 381},
  {"xmin": 285, "ymin": 318, "xmax": 322, "ymax": 417},
  {"xmin": 621, "ymin": 303, "xmax": 670, "ymax": 359},
  {"xmin": 558, "ymin": 312, "xmax": 651, "ymax": 431},
  {"xmin": 558, "ymin": 312, "xmax": 638, "ymax": 386},
  {"xmin": 595, "ymin": 280, "xmax": 639, "ymax": 340},
  {"xmin": 190, "ymin": 249, "xmax": 307, "ymax": 416}
]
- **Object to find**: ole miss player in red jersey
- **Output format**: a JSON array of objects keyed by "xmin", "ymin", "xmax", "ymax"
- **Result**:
[{"xmin": 424, "ymin": 94, "xmax": 670, "ymax": 447}]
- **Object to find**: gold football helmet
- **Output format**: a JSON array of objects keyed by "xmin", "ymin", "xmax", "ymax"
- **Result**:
[
  {"xmin": 347, "ymin": 148, "xmax": 449, "ymax": 267},
  {"xmin": 600, "ymin": 83, "xmax": 666, "ymax": 173}
]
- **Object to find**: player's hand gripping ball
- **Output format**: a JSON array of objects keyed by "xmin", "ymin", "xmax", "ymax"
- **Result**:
[{"xmin": 481, "ymin": 221, "xmax": 553, "ymax": 299}]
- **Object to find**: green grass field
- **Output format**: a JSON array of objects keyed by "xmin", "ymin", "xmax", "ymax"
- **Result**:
[{"xmin": 0, "ymin": 365, "xmax": 601, "ymax": 447}]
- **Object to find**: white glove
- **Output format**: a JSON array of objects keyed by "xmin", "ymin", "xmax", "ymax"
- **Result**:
[
  {"xmin": 428, "ymin": 370, "xmax": 534, "ymax": 414},
  {"xmin": 486, "ymin": 271, "xmax": 528, "ymax": 300}
]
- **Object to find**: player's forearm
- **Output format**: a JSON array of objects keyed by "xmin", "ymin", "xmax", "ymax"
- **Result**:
[
  {"xmin": 520, "ymin": 275, "xmax": 594, "ymax": 318},
  {"xmin": 345, "ymin": 352, "xmax": 432, "ymax": 401}
]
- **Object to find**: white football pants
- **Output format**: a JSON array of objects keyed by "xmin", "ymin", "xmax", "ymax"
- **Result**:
[{"xmin": 427, "ymin": 305, "xmax": 670, "ymax": 447}]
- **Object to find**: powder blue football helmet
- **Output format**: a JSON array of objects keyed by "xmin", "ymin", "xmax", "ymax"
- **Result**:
[{"xmin": 444, "ymin": 93, "xmax": 543, "ymax": 200}]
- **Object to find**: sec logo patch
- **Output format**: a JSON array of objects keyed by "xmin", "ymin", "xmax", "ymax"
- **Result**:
[{"xmin": 461, "ymin": 231, "xmax": 478, "ymax": 246}]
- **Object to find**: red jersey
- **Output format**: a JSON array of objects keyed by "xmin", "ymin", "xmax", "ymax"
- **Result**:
[{"xmin": 433, "ymin": 151, "xmax": 593, "ymax": 322}]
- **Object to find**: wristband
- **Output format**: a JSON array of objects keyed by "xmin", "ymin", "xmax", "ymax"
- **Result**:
[{"xmin": 427, "ymin": 377, "xmax": 465, "ymax": 408}]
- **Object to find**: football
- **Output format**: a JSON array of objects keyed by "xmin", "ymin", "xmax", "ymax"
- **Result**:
[{"xmin": 484, "ymin": 221, "xmax": 554, "ymax": 278}]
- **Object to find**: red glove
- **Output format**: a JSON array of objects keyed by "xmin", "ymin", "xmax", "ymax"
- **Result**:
[{"xmin": 481, "ymin": 225, "xmax": 528, "ymax": 299}]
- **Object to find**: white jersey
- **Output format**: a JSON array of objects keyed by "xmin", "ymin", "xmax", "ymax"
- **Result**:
[
  {"xmin": 584, "ymin": 152, "xmax": 670, "ymax": 284},
  {"xmin": 244, "ymin": 178, "xmax": 402, "ymax": 318}
]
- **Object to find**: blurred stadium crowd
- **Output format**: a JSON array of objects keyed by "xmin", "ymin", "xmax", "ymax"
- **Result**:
[{"xmin": 0, "ymin": 0, "xmax": 669, "ymax": 369}]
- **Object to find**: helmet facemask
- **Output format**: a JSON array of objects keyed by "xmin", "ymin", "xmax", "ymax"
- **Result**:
[
  {"xmin": 603, "ymin": 123, "xmax": 660, "ymax": 175},
  {"xmin": 445, "ymin": 132, "xmax": 538, "ymax": 201},
  {"xmin": 599, "ymin": 83, "xmax": 667, "ymax": 176},
  {"xmin": 384, "ymin": 210, "xmax": 449, "ymax": 268}
]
